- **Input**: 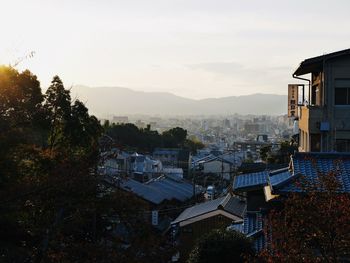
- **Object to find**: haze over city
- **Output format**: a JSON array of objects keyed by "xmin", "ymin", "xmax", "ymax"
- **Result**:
[{"xmin": 1, "ymin": 0, "xmax": 350, "ymax": 99}]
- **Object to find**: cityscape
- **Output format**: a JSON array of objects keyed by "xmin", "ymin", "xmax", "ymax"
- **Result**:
[{"xmin": 1, "ymin": 1, "xmax": 350, "ymax": 263}]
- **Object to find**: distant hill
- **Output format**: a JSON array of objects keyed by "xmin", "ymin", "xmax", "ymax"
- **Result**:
[{"xmin": 71, "ymin": 85, "xmax": 287, "ymax": 116}]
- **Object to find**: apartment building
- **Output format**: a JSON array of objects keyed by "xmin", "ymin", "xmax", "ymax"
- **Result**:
[{"xmin": 291, "ymin": 49, "xmax": 350, "ymax": 152}]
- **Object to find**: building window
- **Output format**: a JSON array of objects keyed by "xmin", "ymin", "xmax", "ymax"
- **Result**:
[
  {"xmin": 335, "ymin": 88, "xmax": 349, "ymax": 105},
  {"xmin": 335, "ymin": 139, "xmax": 350, "ymax": 152},
  {"xmin": 335, "ymin": 79, "xmax": 350, "ymax": 105}
]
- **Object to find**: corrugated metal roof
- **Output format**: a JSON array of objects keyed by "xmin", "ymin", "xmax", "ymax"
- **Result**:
[
  {"xmin": 120, "ymin": 177, "xmax": 201, "ymax": 205},
  {"xmin": 172, "ymin": 194, "xmax": 245, "ymax": 224},
  {"xmin": 233, "ymin": 171, "xmax": 269, "ymax": 191}
]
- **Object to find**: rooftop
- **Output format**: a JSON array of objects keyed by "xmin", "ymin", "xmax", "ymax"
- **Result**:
[
  {"xmin": 269, "ymin": 152, "xmax": 350, "ymax": 194},
  {"xmin": 172, "ymin": 194, "xmax": 246, "ymax": 225},
  {"xmin": 120, "ymin": 176, "xmax": 202, "ymax": 205},
  {"xmin": 233, "ymin": 171, "xmax": 269, "ymax": 191},
  {"xmin": 293, "ymin": 48, "xmax": 350, "ymax": 76}
]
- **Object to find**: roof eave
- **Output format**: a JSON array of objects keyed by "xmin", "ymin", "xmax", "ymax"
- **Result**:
[{"xmin": 293, "ymin": 61, "xmax": 323, "ymax": 76}]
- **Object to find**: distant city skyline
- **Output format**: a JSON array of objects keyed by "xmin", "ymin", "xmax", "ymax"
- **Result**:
[{"xmin": 1, "ymin": 0, "xmax": 350, "ymax": 99}]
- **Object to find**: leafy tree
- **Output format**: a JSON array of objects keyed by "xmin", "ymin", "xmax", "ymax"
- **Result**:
[
  {"xmin": 260, "ymin": 170, "xmax": 350, "ymax": 262},
  {"xmin": 105, "ymin": 124, "xmax": 196, "ymax": 153},
  {"xmin": 187, "ymin": 229, "xmax": 254, "ymax": 263},
  {"xmin": 162, "ymin": 127, "xmax": 187, "ymax": 148},
  {"xmin": 184, "ymin": 137, "xmax": 205, "ymax": 154},
  {"xmin": 259, "ymin": 145, "xmax": 272, "ymax": 162},
  {"xmin": 44, "ymin": 75, "xmax": 72, "ymax": 151},
  {"xmin": 0, "ymin": 67, "xmax": 104, "ymax": 262}
]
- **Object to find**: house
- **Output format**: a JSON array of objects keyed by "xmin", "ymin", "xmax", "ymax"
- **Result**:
[
  {"xmin": 265, "ymin": 152, "xmax": 350, "ymax": 197},
  {"xmin": 192, "ymin": 152, "xmax": 243, "ymax": 180},
  {"xmin": 290, "ymin": 48, "xmax": 350, "ymax": 152},
  {"xmin": 232, "ymin": 152, "xmax": 350, "ymax": 252},
  {"xmin": 117, "ymin": 175, "xmax": 204, "ymax": 233},
  {"xmin": 163, "ymin": 167, "xmax": 184, "ymax": 180},
  {"xmin": 171, "ymin": 193, "xmax": 246, "ymax": 260},
  {"xmin": 233, "ymin": 140, "xmax": 271, "ymax": 160},
  {"xmin": 99, "ymin": 149, "xmax": 129, "ymax": 176},
  {"xmin": 232, "ymin": 170, "xmax": 273, "ymax": 251},
  {"xmin": 128, "ymin": 153, "xmax": 162, "ymax": 182},
  {"xmin": 153, "ymin": 148, "xmax": 190, "ymax": 173},
  {"xmin": 201, "ymin": 157, "xmax": 233, "ymax": 180},
  {"xmin": 119, "ymin": 176, "xmax": 199, "ymax": 205}
]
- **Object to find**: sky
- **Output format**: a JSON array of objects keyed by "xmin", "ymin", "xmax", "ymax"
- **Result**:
[{"xmin": 1, "ymin": 0, "xmax": 350, "ymax": 99}]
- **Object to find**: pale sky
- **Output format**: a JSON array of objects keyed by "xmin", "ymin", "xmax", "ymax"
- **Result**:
[{"xmin": 1, "ymin": 0, "xmax": 350, "ymax": 99}]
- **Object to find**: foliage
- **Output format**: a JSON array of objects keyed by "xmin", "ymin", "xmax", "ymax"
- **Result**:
[
  {"xmin": 187, "ymin": 229, "xmax": 254, "ymax": 263},
  {"xmin": 104, "ymin": 123, "xmax": 204, "ymax": 153},
  {"xmin": 0, "ymin": 65, "xmax": 177, "ymax": 262},
  {"xmin": 260, "ymin": 168, "xmax": 350, "ymax": 262},
  {"xmin": 0, "ymin": 66, "xmax": 107, "ymax": 262},
  {"xmin": 260, "ymin": 140, "xmax": 297, "ymax": 164},
  {"xmin": 259, "ymin": 145, "xmax": 272, "ymax": 162}
]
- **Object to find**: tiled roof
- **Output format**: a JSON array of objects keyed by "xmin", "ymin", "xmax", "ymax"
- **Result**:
[
  {"xmin": 268, "ymin": 168, "xmax": 294, "ymax": 190},
  {"xmin": 270, "ymin": 153, "xmax": 350, "ymax": 194},
  {"xmin": 172, "ymin": 194, "xmax": 246, "ymax": 225},
  {"xmin": 227, "ymin": 222, "xmax": 244, "ymax": 233},
  {"xmin": 243, "ymin": 212, "xmax": 265, "ymax": 252},
  {"xmin": 233, "ymin": 171, "xmax": 269, "ymax": 191}
]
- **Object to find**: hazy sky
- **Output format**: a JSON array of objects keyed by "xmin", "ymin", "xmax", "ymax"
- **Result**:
[{"xmin": 1, "ymin": 0, "xmax": 350, "ymax": 99}]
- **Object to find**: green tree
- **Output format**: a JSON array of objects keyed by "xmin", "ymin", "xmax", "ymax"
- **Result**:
[
  {"xmin": 0, "ymin": 67, "xmax": 104, "ymax": 262},
  {"xmin": 184, "ymin": 137, "xmax": 205, "ymax": 154},
  {"xmin": 260, "ymin": 145, "xmax": 272, "ymax": 162},
  {"xmin": 187, "ymin": 229, "xmax": 254, "ymax": 263},
  {"xmin": 162, "ymin": 127, "xmax": 187, "ymax": 148},
  {"xmin": 44, "ymin": 75, "xmax": 72, "ymax": 151}
]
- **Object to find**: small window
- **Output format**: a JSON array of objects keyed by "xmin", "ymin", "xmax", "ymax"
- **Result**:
[
  {"xmin": 335, "ymin": 139, "xmax": 350, "ymax": 152},
  {"xmin": 335, "ymin": 79, "xmax": 350, "ymax": 105},
  {"xmin": 335, "ymin": 88, "xmax": 348, "ymax": 105}
]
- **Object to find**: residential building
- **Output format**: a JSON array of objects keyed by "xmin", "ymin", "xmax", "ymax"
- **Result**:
[
  {"xmin": 171, "ymin": 194, "xmax": 246, "ymax": 260},
  {"xmin": 153, "ymin": 148, "xmax": 190, "ymax": 174},
  {"xmin": 291, "ymin": 48, "xmax": 350, "ymax": 152},
  {"xmin": 128, "ymin": 153, "xmax": 162, "ymax": 182},
  {"xmin": 232, "ymin": 152, "xmax": 350, "ymax": 253}
]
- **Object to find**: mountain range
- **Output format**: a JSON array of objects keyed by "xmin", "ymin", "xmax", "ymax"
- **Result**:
[{"xmin": 71, "ymin": 86, "xmax": 287, "ymax": 117}]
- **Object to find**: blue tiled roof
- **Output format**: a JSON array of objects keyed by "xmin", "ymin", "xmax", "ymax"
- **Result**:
[
  {"xmin": 243, "ymin": 212, "xmax": 265, "ymax": 252},
  {"xmin": 233, "ymin": 171, "xmax": 269, "ymax": 191},
  {"xmin": 269, "ymin": 170, "xmax": 292, "ymax": 187},
  {"xmin": 271, "ymin": 153, "xmax": 350, "ymax": 194},
  {"xmin": 227, "ymin": 222, "xmax": 244, "ymax": 233}
]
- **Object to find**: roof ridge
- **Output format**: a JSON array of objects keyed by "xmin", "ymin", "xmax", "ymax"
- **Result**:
[{"xmin": 219, "ymin": 193, "xmax": 231, "ymax": 208}]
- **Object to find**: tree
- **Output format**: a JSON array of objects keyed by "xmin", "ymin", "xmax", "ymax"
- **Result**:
[
  {"xmin": 260, "ymin": 170, "xmax": 350, "ymax": 262},
  {"xmin": 44, "ymin": 76, "xmax": 72, "ymax": 151},
  {"xmin": 0, "ymin": 67, "xmax": 104, "ymax": 262},
  {"xmin": 259, "ymin": 145, "xmax": 272, "ymax": 162},
  {"xmin": 187, "ymin": 229, "xmax": 254, "ymax": 263},
  {"xmin": 162, "ymin": 127, "xmax": 187, "ymax": 148},
  {"xmin": 184, "ymin": 136, "xmax": 205, "ymax": 154}
]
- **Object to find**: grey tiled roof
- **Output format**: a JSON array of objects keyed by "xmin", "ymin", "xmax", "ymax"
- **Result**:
[
  {"xmin": 172, "ymin": 194, "xmax": 245, "ymax": 224},
  {"xmin": 120, "ymin": 177, "xmax": 202, "ymax": 205}
]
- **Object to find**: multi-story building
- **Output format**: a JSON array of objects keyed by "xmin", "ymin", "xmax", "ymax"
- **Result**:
[{"xmin": 292, "ymin": 49, "xmax": 350, "ymax": 152}]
